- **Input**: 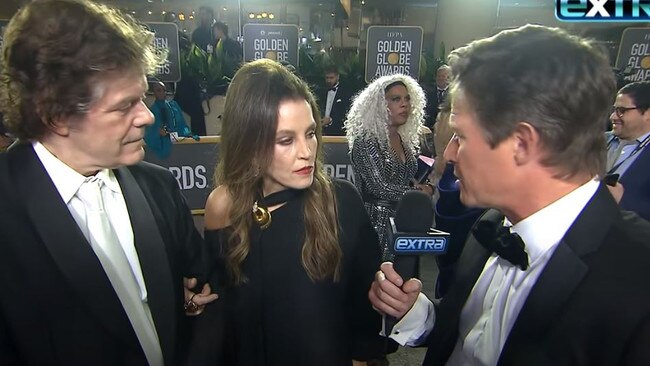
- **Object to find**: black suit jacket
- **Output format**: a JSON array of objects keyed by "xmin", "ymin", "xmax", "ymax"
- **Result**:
[
  {"xmin": 424, "ymin": 184, "xmax": 650, "ymax": 365},
  {"xmin": 424, "ymin": 87, "xmax": 448, "ymax": 129},
  {"xmin": 0, "ymin": 143, "xmax": 205, "ymax": 366},
  {"xmin": 618, "ymin": 144, "xmax": 650, "ymax": 221},
  {"xmin": 317, "ymin": 84, "xmax": 352, "ymax": 136}
]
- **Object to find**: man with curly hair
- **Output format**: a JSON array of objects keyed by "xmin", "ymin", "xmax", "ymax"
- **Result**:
[{"xmin": 0, "ymin": 1, "xmax": 216, "ymax": 365}]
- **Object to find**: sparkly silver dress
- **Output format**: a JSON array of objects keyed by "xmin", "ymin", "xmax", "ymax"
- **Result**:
[{"xmin": 350, "ymin": 137, "xmax": 417, "ymax": 260}]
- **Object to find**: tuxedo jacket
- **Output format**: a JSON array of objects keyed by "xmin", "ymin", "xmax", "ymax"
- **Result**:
[
  {"xmin": 617, "ymin": 142, "xmax": 650, "ymax": 221},
  {"xmin": 0, "ymin": 143, "xmax": 205, "ymax": 366},
  {"xmin": 424, "ymin": 87, "xmax": 447, "ymax": 129},
  {"xmin": 317, "ymin": 84, "xmax": 352, "ymax": 136},
  {"xmin": 423, "ymin": 184, "xmax": 650, "ymax": 366}
]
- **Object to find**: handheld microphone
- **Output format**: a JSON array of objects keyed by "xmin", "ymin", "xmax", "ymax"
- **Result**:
[{"xmin": 384, "ymin": 190, "xmax": 450, "ymax": 335}]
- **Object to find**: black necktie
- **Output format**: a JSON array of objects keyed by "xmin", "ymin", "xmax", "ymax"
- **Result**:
[{"xmin": 472, "ymin": 220, "xmax": 529, "ymax": 270}]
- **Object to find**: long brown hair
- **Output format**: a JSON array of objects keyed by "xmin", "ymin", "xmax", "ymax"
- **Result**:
[{"xmin": 215, "ymin": 59, "xmax": 341, "ymax": 285}]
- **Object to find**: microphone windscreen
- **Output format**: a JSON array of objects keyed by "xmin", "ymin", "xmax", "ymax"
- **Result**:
[{"xmin": 395, "ymin": 190, "xmax": 434, "ymax": 233}]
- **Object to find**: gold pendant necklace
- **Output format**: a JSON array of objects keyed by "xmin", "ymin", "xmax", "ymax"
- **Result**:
[{"xmin": 252, "ymin": 200, "xmax": 272, "ymax": 229}]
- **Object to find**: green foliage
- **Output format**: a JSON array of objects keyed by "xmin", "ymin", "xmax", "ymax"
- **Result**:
[
  {"xmin": 420, "ymin": 41, "xmax": 447, "ymax": 88},
  {"xmin": 181, "ymin": 43, "xmax": 208, "ymax": 82},
  {"xmin": 180, "ymin": 41, "xmax": 445, "ymax": 97}
]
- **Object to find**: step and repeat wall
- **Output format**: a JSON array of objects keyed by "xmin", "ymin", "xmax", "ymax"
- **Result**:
[{"xmin": 144, "ymin": 136, "xmax": 354, "ymax": 214}]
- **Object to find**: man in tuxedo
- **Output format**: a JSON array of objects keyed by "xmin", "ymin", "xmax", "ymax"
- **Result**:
[
  {"xmin": 424, "ymin": 65, "xmax": 451, "ymax": 128},
  {"xmin": 318, "ymin": 66, "xmax": 352, "ymax": 136},
  {"xmin": 0, "ymin": 1, "xmax": 217, "ymax": 365},
  {"xmin": 369, "ymin": 25, "xmax": 650, "ymax": 365},
  {"xmin": 606, "ymin": 81, "xmax": 650, "ymax": 220}
]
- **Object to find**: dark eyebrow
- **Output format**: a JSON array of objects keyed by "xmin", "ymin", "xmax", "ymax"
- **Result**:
[
  {"xmin": 276, "ymin": 121, "xmax": 317, "ymax": 136},
  {"xmin": 388, "ymin": 93, "xmax": 409, "ymax": 99},
  {"xmin": 276, "ymin": 130, "xmax": 296, "ymax": 137}
]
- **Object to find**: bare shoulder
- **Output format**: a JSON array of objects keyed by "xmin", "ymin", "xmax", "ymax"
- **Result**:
[{"xmin": 205, "ymin": 185, "xmax": 232, "ymax": 230}]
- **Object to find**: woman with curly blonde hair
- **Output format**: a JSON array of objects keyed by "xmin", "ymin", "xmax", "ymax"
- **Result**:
[{"xmin": 345, "ymin": 74, "xmax": 432, "ymax": 259}]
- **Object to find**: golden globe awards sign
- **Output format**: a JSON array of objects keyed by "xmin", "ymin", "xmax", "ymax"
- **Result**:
[
  {"xmin": 243, "ymin": 24, "xmax": 299, "ymax": 67},
  {"xmin": 146, "ymin": 22, "xmax": 181, "ymax": 82},
  {"xmin": 365, "ymin": 26, "xmax": 423, "ymax": 82},
  {"xmin": 615, "ymin": 28, "xmax": 650, "ymax": 82}
]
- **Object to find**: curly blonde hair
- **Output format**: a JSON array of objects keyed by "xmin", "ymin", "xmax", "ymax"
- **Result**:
[{"xmin": 345, "ymin": 74, "xmax": 426, "ymax": 155}]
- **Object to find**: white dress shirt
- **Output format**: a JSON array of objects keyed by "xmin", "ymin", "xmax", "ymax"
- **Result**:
[
  {"xmin": 325, "ymin": 83, "xmax": 339, "ymax": 118},
  {"xmin": 33, "ymin": 141, "xmax": 149, "ymax": 301},
  {"xmin": 388, "ymin": 179, "xmax": 600, "ymax": 366}
]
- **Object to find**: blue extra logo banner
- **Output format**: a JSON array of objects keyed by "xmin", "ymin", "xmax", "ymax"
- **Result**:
[
  {"xmin": 394, "ymin": 237, "xmax": 447, "ymax": 253},
  {"xmin": 556, "ymin": 0, "xmax": 650, "ymax": 22}
]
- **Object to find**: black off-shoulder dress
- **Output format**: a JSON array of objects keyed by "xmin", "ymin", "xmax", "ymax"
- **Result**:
[{"xmin": 201, "ymin": 179, "xmax": 385, "ymax": 366}]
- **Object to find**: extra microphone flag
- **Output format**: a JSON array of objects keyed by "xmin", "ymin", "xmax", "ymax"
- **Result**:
[{"xmin": 390, "ymin": 217, "xmax": 450, "ymax": 255}]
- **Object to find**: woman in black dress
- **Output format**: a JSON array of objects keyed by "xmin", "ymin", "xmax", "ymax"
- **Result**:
[{"xmin": 202, "ymin": 59, "xmax": 384, "ymax": 366}]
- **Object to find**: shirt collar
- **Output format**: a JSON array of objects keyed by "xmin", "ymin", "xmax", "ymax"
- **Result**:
[
  {"xmin": 32, "ymin": 141, "xmax": 120, "ymax": 203},
  {"xmin": 95, "ymin": 168, "xmax": 121, "ymax": 193},
  {"xmin": 510, "ymin": 179, "xmax": 599, "ymax": 265},
  {"xmin": 635, "ymin": 130, "xmax": 650, "ymax": 144},
  {"xmin": 612, "ymin": 130, "xmax": 650, "ymax": 146}
]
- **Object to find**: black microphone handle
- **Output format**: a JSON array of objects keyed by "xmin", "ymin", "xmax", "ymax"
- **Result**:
[{"xmin": 384, "ymin": 255, "xmax": 419, "ymax": 336}]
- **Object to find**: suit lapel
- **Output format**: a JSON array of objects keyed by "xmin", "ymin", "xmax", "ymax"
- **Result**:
[
  {"xmin": 7, "ymin": 143, "xmax": 141, "ymax": 348},
  {"xmin": 423, "ymin": 210, "xmax": 497, "ymax": 365},
  {"xmin": 620, "ymin": 139, "xmax": 650, "ymax": 182},
  {"xmin": 115, "ymin": 166, "xmax": 176, "ymax": 364},
  {"xmin": 499, "ymin": 184, "xmax": 619, "ymax": 364}
]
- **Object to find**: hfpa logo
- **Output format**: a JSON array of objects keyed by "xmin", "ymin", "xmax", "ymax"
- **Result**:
[{"xmin": 556, "ymin": 0, "xmax": 650, "ymax": 22}]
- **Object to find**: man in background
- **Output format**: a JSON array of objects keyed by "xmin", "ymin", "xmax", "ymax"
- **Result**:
[
  {"xmin": 425, "ymin": 65, "xmax": 451, "ymax": 128},
  {"xmin": 212, "ymin": 21, "xmax": 243, "ymax": 79},
  {"xmin": 0, "ymin": 1, "xmax": 216, "ymax": 365},
  {"xmin": 370, "ymin": 25, "xmax": 650, "ymax": 365},
  {"xmin": 317, "ymin": 66, "xmax": 352, "ymax": 136},
  {"xmin": 212, "ymin": 21, "xmax": 242, "ymax": 61},
  {"xmin": 145, "ymin": 80, "xmax": 192, "ymax": 159},
  {"xmin": 191, "ymin": 5, "xmax": 215, "ymax": 53},
  {"xmin": 606, "ymin": 81, "xmax": 650, "ymax": 220}
]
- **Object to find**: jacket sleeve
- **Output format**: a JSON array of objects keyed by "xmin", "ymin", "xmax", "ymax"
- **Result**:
[
  {"xmin": 163, "ymin": 170, "xmax": 206, "ymax": 281},
  {"xmin": 338, "ymin": 180, "xmax": 386, "ymax": 360}
]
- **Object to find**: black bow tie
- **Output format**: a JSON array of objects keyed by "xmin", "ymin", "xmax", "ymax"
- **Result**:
[
  {"xmin": 328, "ymin": 86, "xmax": 338, "ymax": 92},
  {"xmin": 472, "ymin": 220, "xmax": 529, "ymax": 270}
]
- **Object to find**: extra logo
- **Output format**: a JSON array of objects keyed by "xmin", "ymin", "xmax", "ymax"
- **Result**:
[
  {"xmin": 556, "ymin": 0, "xmax": 650, "ymax": 22},
  {"xmin": 394, "ymin": 237, "xmax": 447, "ymax": 253}
]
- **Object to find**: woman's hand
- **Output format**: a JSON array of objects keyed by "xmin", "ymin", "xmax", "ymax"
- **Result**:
[{"xmin": 183, "ymin": 277, "xmax": 219, "ymax": 316}]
